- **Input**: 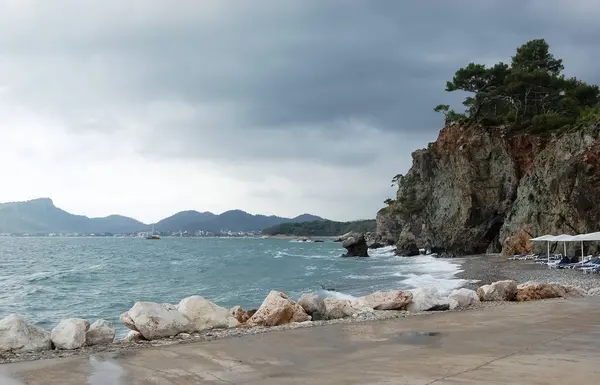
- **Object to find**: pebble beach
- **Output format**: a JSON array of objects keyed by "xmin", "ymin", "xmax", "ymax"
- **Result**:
[{"xmin": 456, "ymin": 254, "xmax": 600, "ymax": 291}]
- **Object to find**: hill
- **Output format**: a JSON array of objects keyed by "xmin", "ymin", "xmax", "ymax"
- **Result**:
[
  {"xmin": 262, "ymin": 219, "xmax": 376, "ymax": 237},
  {"xmin": 166, "ymin": 210, "xmax": 326, "ymax": 233},
  {"xmin": 153, "ymin": 210, "xmax": 216, "ymax": 232},
  {"xmin": 0, "ymin": 198, "xmax": 145, "ymax": 234},
  {"xmin": 0, "ymin": 198, "xmax": 326, "ymax": 234}
]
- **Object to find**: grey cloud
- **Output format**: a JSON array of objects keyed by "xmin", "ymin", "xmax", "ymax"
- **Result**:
[{"xmin": 1, "ymin": 0, "xmax": 599, "ymax": 219}]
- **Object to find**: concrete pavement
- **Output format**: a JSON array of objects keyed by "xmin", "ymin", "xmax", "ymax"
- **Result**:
[{"xmin": 2, "ymin": 298, "xmax": 600, "ymax": 384}]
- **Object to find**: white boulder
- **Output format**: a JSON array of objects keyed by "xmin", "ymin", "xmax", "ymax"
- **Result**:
[
  {"xmin": 176, "ymin": 296, "xmax": 239, "ymax": 332},
  {"xmin": 298, "ymin": 293, "xmax": 327, "ymax": 320},
  {"xmin": 406, "ymin": 287, "xmax": 450, "ymax": 312},
  {"xmin": 322, "ymin": 298, "xmax": 372, "ymax": 319},
  {"xmin": 120, "ymin": 302, "xmax": 191, "ymax": 340},
  {"xmin": 246, "ymin": 291, "xmax": 311, "ymax": 327},
  {"xmin": 359, "ymin": 290, "xmax": 413, "ymax": 310},
  {"xmin": 121, "ymin": 330, "xmax": 144, "ymax": 342},
  {"xmin": 51, "ymin": 318, "xmax": 90, "ymax": 350},
  {"xmin": 448, "ymin": 288, "xmax": 480, "ymax": 309},
  {"xmin": 0, "ymin": 315, "xmax": 52, "ymax": 353},
  {"xmin": 86, "ymin": 319, "xmax": 116, "ymax": 346},
  {"xmin": 477, "ymin": 280, "xmax": 518, "ymax": 301}
]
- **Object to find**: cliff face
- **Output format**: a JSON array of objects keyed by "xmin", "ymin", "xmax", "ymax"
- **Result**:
[{"xmin": 376, "ymin": 123, "xmax": 600, "ymax": 256}]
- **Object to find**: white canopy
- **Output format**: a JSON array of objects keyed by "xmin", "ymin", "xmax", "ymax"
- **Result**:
[
  {"xmin": 574, "ymin": 232, "xmax": 600, "ymax": 241},
  {"xmin": 530, "ymin": 232, "xmax": 600, "ymax": 264},
  {"xmin": 531, "ymin": 234, "xmax": 556, "ymax": 241},
  {"xmin": 553, "ymin": 234, "xmax": 579, "ymax": 242}
]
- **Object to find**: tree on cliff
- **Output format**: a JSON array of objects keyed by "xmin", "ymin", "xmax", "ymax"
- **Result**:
[{"xmin": 434, "ymin": 39, "xmax": 600, "ymax": 132}]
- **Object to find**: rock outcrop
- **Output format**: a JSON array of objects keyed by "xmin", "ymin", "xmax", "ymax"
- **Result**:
[
  {"xmin": 51, "ymin": 318, "xmax": 90, "ymax": 350},
  {"xmin": 0, "ymin": 315, "xmax": 52, "ymax": 353},
  {"xmin": 86, "ymin": 319, "xmax": 116, "ymax": 346},
  {"xmin": 359, "ymin": 290, "xmax": 412, "ymax": 310},
  {"xmin": 375, "ymin": 123, "xmax": 600, "ymax": 256},
  {"xmin": 246, "ymin": 291, "xmax": 311, "ymax": 327},
  {"xmin": 177, "ymin": 296, "xmax": 239, "ymax": 332},
  {"xmin": 364, "ymin": 232, "xmax": 384, "ymax": 249},
  {"xmin": 339, "ymin": 232, "xmax": 369, "ymax": 257},
  {"xmin": 477, "ymin": 280, "xmax": 518, "ymax": 301},
  {"xmin": 396, "ymin": 231, "xmax": 420, "ymax": 256},
  {"xmin": 121, "ymin": 302, "xmax": 191, "ymax": 340}
]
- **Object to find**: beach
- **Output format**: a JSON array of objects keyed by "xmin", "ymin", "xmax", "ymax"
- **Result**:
[{"xmin": 456, "ymin": 254, "xmax": 600, "ymax": 291}]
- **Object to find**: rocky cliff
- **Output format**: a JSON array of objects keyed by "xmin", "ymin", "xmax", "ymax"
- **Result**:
[{"xmin": 376, "ymin": 123, "xmax": 600, "ymax": 256}]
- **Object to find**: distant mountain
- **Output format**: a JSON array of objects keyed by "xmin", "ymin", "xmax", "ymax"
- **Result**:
[
  {"xmin": 153, "ymin": 210, "xmax": 216, "ymax": 232},
  {"xmin": 0, "ymin": 198, "xmax": 145, "ymax": 234},
  {"xmin": 0, "ymin": 198, "xmax": 326, "ymax": 234},
  {"xmin": 161, "ymin": 210, "xmax": 326, "ymax": 233}
]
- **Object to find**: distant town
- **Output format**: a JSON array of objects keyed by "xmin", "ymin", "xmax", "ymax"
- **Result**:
[{"xmin": 0, "ymin": 230, "xmax": 264, "ymax": 238}]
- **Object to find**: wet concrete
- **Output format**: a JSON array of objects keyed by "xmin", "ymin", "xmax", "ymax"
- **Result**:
[{"xmin": 3, "ymin": 298, "xmax": 600, "ymax": 384}]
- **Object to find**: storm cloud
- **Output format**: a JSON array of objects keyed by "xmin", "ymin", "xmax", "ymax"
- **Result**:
[{"xmin": 0, "ymin": 0, "xmax": 598, "ymax": 221}]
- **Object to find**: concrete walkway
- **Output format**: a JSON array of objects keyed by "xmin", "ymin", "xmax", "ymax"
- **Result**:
[{"xmin": 2, "ymin": 298, "xmax": 600, "ymax": 384}]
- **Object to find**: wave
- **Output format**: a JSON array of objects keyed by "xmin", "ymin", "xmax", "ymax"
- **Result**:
[
  {"xmin": 400, "ymin": 273, "xmax": 468, "ymax": 294},
  {"xmin": 315, "ymin": 289, "xmax": 357, "ymax": 301}
]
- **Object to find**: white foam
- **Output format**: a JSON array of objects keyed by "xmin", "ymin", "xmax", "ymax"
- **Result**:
[
  {"xmin": 316, "ymin": 289, "xmax": 357, "ymax": 301},
  {"xmin": 401, "ymin": 273, "xmax": 468, "ymax": 294}
]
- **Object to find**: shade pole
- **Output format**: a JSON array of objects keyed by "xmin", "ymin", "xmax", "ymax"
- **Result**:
[
  {"xmin": 581, "ymin": 240, "xmax": 584, "ymax": 262},
  {"xmin": 547, "ymin": 241, "xmax": 550, "ymax": 268}
]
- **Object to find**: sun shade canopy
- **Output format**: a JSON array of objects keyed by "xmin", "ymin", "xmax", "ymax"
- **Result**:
[
  {"xmin": 531, "ymin": 234, "xmax": 556, "ymax": 241},
  {"xmin": 574, "ymin": 232, "xmax": 600, "ymax": 241}
]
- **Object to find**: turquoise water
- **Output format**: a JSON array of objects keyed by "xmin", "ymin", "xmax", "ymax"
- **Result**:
[{"xmin": 0, "ymin": 237, "xmax": 466, "ymax": 336}]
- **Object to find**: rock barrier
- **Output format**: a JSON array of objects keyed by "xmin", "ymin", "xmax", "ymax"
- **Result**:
[{"xmin": 0, "ymin": 281, "xmax": 595, "ymax": 354}]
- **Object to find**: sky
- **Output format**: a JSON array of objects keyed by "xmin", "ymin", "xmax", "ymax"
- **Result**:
[{"xmin": 1, "ymin": 0, "xmax": 599, "ymax": 222}]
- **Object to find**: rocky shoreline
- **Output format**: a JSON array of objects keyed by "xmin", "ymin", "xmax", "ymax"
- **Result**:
[{"xmin": 2, "ymin": 256, "xmax": 599, "ymax": 365}]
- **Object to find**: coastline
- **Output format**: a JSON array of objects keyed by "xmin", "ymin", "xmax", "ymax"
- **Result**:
[{"xmin": 2, "ymin": 253, "xmax": 599, "ymax": 365}]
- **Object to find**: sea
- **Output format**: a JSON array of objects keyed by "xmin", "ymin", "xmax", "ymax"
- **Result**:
[{"xmin": 0, "ymin": 236, "xmax": 468, "ymax": 337}]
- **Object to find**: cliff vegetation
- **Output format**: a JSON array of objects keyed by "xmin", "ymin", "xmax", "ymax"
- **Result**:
[{"xmin": 263, "ymin": 219, "xmax": 376, "ymax": 237}]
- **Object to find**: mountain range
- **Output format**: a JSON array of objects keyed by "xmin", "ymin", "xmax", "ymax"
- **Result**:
[{"xmin": 0, "ymin": 198, "xmax": 324, "ymax": 234}]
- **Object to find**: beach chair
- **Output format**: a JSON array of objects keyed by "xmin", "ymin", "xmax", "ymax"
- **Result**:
[{"xmin": 548, "ymin": 256, "xmax": 571, "ymax": 269}]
